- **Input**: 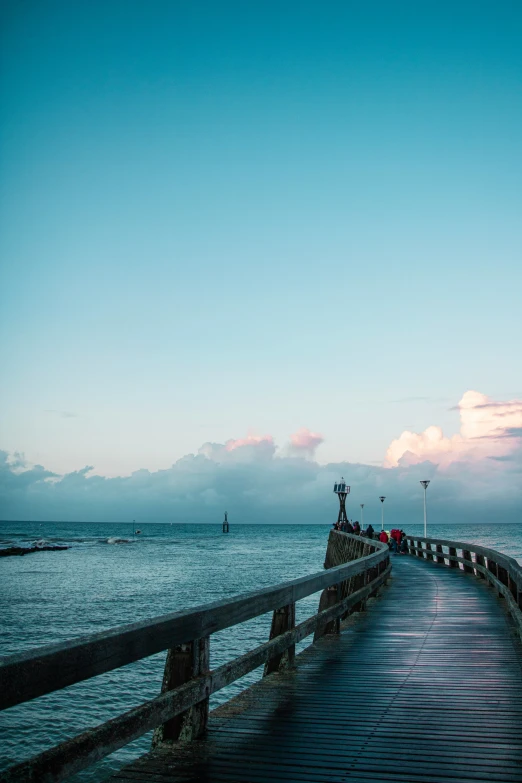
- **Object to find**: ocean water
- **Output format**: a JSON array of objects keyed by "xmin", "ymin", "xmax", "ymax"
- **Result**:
[{"xmin": 1, "ymin": 521, "xmax": 521, "ymax": 781}]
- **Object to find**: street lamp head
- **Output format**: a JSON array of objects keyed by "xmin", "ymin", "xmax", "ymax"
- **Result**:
[
  {"xmin": 360, "ymin": 503, "xmax": 364, "ymax": 508},
  {"xmin": 379, "ymin": 496, "xmax": 386, "ymax": 503},
  {"xmin": 420, "ymin": 480, "xmax": 430, "ymax": 490}
]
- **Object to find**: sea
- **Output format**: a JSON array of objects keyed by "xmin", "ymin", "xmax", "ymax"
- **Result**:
[{"xmin": 1, "ymin": 521, "xmax": 521, "ymax": 781}]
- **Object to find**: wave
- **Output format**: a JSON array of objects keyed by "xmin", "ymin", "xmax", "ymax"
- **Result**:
[{"xmin": 105, "ymin": 537, "xmax": 133, "ymax": 545}]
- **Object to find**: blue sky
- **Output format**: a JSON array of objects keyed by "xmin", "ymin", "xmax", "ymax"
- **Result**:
[{"xmin": 1, "ymin": 1, "xmax": 521, "ymax": 513}]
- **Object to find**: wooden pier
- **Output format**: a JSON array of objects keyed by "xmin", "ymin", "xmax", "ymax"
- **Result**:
[{"xmin": 1, "ymin": 532, "xmax": 522, "ymax": 782}]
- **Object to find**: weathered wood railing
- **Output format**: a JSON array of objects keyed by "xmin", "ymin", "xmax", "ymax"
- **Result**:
[
  {"xmin": 406, "ymin": 535, "xmax": 522, "ymax": 639},
  {"xmin": 0, "ymin": 531, "xmax": 390, "ymax": 783}
]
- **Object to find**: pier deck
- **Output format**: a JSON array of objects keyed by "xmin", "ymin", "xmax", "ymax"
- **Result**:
[{"xmin": 113, "ymin": 556, "xmax": 522, "ymax": 783}]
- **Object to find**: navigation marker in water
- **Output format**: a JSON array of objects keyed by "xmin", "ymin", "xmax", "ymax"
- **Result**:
[{"xmin": 223, "ymin": 511, "xmax": 229, "ymax": 534}]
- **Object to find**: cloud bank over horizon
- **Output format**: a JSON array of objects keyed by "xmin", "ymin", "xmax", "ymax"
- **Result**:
[
  {"xmin": 1, "ymin": 395, "xmax": 520, "ymax": 526},
  {"xmin": 386, "ymin": 391, "xmax": 522, "ymax": 468}
]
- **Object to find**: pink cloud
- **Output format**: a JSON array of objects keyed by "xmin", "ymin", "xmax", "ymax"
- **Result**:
[
  {"xmin": 198, "ymin": 433, "xmax": 275, "ymax": 463},
  {"xmin": 385, "ymin": 390, "xmax": 522, "ymax": 468},
  {"xmin": 225, "ymin": 434, "xmax": 274, "ymax": 451},
  {"xmin": 289, "ymin": 427, "xmax": 324, "ymax": 455}
]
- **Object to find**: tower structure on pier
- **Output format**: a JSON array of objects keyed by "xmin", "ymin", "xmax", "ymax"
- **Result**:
[
  {"xmin": 333, "ymin": 478, "xmax": 350, "ymax": 527},
  {"xmin": 222, "ymin": 511, "xmax": 229, "ymax": 533}
]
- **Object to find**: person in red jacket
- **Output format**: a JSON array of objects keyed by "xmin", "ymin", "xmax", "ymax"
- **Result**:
[
  {"xmin": 390, "ymin": 529, "xmax": 401, "ymax": 547},
  {"xmin": 379, "ymin": 530, "xmax": 389, "ymax": 544}
]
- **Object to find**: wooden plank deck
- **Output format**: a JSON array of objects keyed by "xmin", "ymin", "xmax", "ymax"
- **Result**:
[{"xmin": 112, "ymin": 555, "xmax": 522, "ymax": 783}]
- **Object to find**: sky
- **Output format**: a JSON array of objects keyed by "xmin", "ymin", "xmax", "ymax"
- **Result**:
[{"xmin": 0, "ymin": 2, "xmax": 521, "ymax": 522}]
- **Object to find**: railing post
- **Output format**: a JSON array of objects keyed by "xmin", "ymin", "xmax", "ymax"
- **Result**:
[
  {"xmin": 475, "ymin": 553, "xmax": 486, "ymax": 578},
  {"xmin": 486, "ymin": 558, "xmax": 503, "ymax": 596},
  {"xmin": 436, "ymin": 544, "xmax": 445, "ymax": 564},
  {"xmin": 314, "ymin": 585, "xmax": 340, "ymax": 640},
  {"xmin": 152, "ymin": 636, "xmax": 210, "ymax": 748},
  {"xmin": 263, "ymin": 603, "xmax": 296, "ymax": 676},
  {"xmin": 426, "ymin": 542, "xmax": 434, "ymax": 561},
  {"xmin": 449, "ymin": 546, "xmax": 458, "ymax": 568},
  {"xmin": 487, "ymin": 558, "xmax": 498, "ymax": 580},
  {"xmin": 417, "ymin": 539, "xmax": 424, "ymax": 558},
  {"xmin": 462, "ymin": 549, "xmax": 474, "ymax": 574}
]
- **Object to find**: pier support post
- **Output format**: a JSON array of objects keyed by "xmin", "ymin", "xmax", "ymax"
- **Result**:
[
  {"xmin": 152, "ymin": 637, "xmax": 210, "ymax": 747},
  {"xmin": 462, "ymin": 550, "xmax": 474, "ymax": 574},
  {"xmin": 417, "ymin": 540, "xmax": 424, "ymax": 558},
  {"xmin": 426, "ymin": 543, "xmax": 434, "ymax": 562},
  {"xmin": 436, "ymin": 544, "xmax": 445, "ymax": 564},
  {"xmin": 264, "ymin": 603, "xmax": 296, "ymax": 676}
]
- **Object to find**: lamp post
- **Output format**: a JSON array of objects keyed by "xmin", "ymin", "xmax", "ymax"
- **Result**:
[
  {"xmin": 420, "ymin": 480, "xmax": 430, "ymax": 538},
  {"xmin": 360, "ymin": 504, "xmax": 364, "ymax": 528},
  {"xmin": 379, "ymin": 496, "xmax": 386, "ymax": 530}
]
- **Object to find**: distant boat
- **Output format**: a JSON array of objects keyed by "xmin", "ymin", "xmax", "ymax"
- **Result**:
[{"xmin": 135, "ymin": 530, "xmax": 141, "ymax": 535}]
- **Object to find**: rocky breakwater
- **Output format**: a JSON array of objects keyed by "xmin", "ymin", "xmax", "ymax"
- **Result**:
[{"xmin": 0, "ymin": 541, "xmax": 69, "ymax": 557}]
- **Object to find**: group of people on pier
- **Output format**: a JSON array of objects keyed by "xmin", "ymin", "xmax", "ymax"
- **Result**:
[
  {"xmin": 333, "ymin": 520, "xmax": 409, "ymax": 554},
  {"xmin": 379, "ymin": 527, "xmax": 409, "ymax": 554},
  {"xmin": 334, "ymin": 519, "xmax": 364, "ymax": 535}
]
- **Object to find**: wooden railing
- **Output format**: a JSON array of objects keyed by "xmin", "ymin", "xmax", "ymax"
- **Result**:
[
  {"xmin": 406, "ymin": 535, "xmax": 522, "ymax": 639},
  {"xmin": 0, "ymin": 531, "xmax": 390, "ymax": 783}
]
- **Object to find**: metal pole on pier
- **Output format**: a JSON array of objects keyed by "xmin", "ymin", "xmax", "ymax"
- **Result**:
[
  {"xmin": 360, "ymin": 504, "xmax": 364, "ymax": 528},
  {"xmin": 420, "ymin": 481, "xmax": 430, "ymax": 538},
  {"xmin": 379, "ymin": 496, "xmax": 386, "ymax": 530}
]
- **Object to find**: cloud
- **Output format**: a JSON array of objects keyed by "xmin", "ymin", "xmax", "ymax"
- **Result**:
[
  {"xmin": 1, "ymin": 408, "xmax": 521, "ymax": 526},
  {"xmin": 288, "ymin": 428, "xmax": 324, "ymax": 456},
  {"xmin": 385, "ymin": 391, "xmax": 522, "ymax": 468},
  {"xmin": 0, "ymin": 451, "xmax": 58, "ymax": 493},
  {"xmin": 198, "ymin": 434, "xmax": 276, "ymax": 462}
]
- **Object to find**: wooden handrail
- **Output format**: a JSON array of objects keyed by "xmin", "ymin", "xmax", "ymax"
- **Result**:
[
  {"xmin": 0, "ymin": 535, "xmax": 388, "ymax": 711},
  {"xmin": 406, "ymin": 535, "xmax": 522, "ymax": 639},
  {"xmin": 0, "ymin": 531, "xmax": 390, "ymax": 783}
]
